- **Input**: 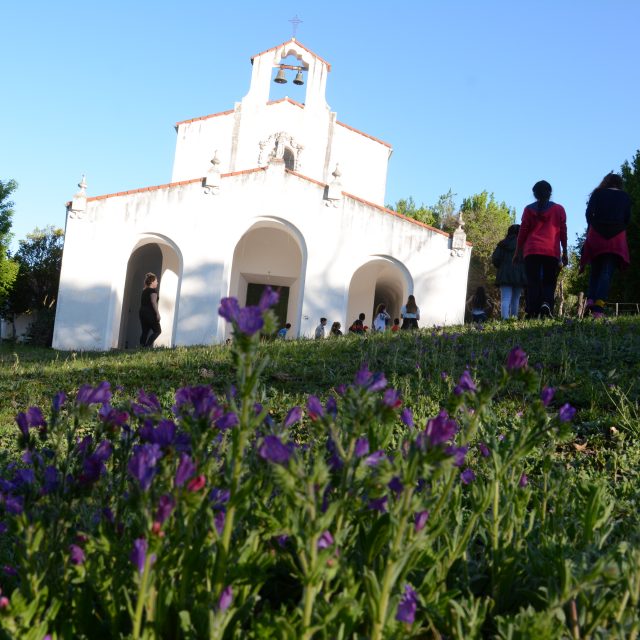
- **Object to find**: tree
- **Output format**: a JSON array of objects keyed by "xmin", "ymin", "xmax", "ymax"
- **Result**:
[
  {"xmin": 0, "ymin": 179, "xmax": 19, "ymax": 304},
  {"xmin": 5, "ymin": 226, "xmax": 64, "ymax": 346},
  {"xmin": 386, "ymin": 196, "xmax": 438, "ymax": 227},
  {"xmin": 459, "ymin": 191, "xmax": 515, "ymax": 296}
]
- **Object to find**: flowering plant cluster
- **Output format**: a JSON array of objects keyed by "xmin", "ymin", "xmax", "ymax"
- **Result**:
[{"xmin": 0, "ymin": 292, "xmax": 638, "ymax": 638}]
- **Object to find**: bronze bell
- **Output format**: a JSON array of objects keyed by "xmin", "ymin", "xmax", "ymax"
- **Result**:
[
  {"xmin": 293, "ymin": 70, "xmax": 304, "ymax": 85},
  {"xmin": 274, "ymin": 68, "xmax": 287, "ymax": 84}
]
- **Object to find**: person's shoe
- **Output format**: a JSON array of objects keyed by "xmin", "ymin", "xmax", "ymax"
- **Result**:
[{"xmin": 540, "ymin": 303, "xmax": 552, "ymax": 318}]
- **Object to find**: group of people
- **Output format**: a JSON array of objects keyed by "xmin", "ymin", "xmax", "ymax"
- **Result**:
[
  {"xmin": 310, "ymin": 295, "xmax": 422, "ymax": 340},
  {"xmin": 140, "ymin": 174, "xmax": 631, "ymax": 346},
  {"xmin": 475, "ymin": 174, "xmax": 631, "ymax": 321}
]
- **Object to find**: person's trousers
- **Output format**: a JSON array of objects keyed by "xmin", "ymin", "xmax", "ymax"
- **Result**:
[
  {"xmin": 140, "ymin": 313, "xmax": 162, "ymax": 347},
  {"xmin": 524, "ymin": 255, "xmax": 559, "ymax": 317},
  {"xmin": 587, "ymin": 253, "xmax": 618, "ymax": 305},
  {"xmin": 500, "ymin": 285, "xmax": 523, "ymax": 319}
]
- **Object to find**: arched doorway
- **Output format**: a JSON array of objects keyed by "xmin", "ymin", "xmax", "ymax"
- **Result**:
[
  {"xmin": 228, "ymin": 220, "xmax": 305, "ymax": 337},
  {"xmin": 347, "ymin": 258, "xmax": 411, "ymax": 329},
  {"xmin": 119, "ymin": 239, "xmax": 181, "ymax": 348}
]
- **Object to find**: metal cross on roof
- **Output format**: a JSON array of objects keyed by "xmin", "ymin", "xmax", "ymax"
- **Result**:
[{"xmin": 289, "ymin": 14, "xmax": 303, "ymax": 38}]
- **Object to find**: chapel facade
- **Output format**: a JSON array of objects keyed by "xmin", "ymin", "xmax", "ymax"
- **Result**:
[{"xmin": 53, "ymin": 39, "xmax": 470, "ymax": 350}]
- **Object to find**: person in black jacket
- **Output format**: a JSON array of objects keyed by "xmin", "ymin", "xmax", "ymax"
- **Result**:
[
  {"xmin": 139, "ymin": 272, "xmax": 161, "ymax": 347},
  {"xmin": 580, "ymin": 172, "xmax": 632, "ymax": 318},
  {"xmin": 492, "ymin": 225, "xmax": 527, "ymax": 319}
]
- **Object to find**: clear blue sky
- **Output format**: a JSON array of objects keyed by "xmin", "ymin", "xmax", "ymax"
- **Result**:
[{"xmin": 2, "ymin": 0, "xmax": 639, "ymax": 251}]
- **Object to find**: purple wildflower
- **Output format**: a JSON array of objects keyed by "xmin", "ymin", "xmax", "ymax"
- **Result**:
[
  {"xmin": 368, "ymin": 372, "xmax": 388, "ymax": 392},
  {"xmin": 506, "ymin": 346, "xmax": 528, "ymax": 371},
  {"xmin": 258, "ymin": 286, "xmax": 279, "ymax": 311},
  {"xmin": 396, "ymin": 584, "xmax": 418, "ymax": 624},
  {"xmin": 354, "ymin": 437, "xmax": 370, "ymax": 458},
  {"xmin": 130, "ymin": 537, "xmax": 149, "ymax": 574},
  {"xmin": 215, "ymin": 412, "xmax": 239, "ymax": 430},
  {"xmin": 131, "ymin": 389, "xmax": 162, "ymax": 417},
  {"xmin": 258, "ymin": 435, "xmax": 292, "ymax": 465},
  {"xmin": 383, "ymin": 388, "xmax": 402, "ymax": 408},
  {"xmin": 76, "ymin": 381, "xmax": 111, "ymax": 406},
  {"xmin": 98, "ymin": 404, "xmax": 129, "ymax": 428},
  {"xmin": 368, "ymin": 496, "xmax": 388, "ymax": 513},
  {"xmin": 52, "ymin": 391, "xmax": 66, "ymax": 412},
  {"xmin": 317, "ymin": 530, "xmax": 334, "ymax": 550},
  {"xmin": 558, "ymin": 403, "xmax": 576, "ymax": 422},
  {"xmin": 15, "ymin": 406, "xmax": 46, "ymax": 437},
  {"xmin": 414, "ymin": 510, "xmax": 429, "ymax": 532},
  {"xmin": 541, "ymin": 386, "xmax": 555, "ymax": 407},
  {"xmin": 519, "ymin": 473, "xmax": 529, "ymax": 487},
  {"xmin": 128, "ymin": 443, "xmax": 162, "ymax": 491},
  {"xmin": 327, "ymin": 438, "xmax": 343, "ymax": 471},
  {"xmin": 218, "ymin": 585, "xmax": 233, "ymax": 612},
  {"xmin": 218, "ymin": 297, "xmax": 241, "ymax": 322},
  {"xmin": 42, "ymin": 466, "xmax": 59, "ymax": 494},
  {"xmin": 424, "ymin": 410, "xmax": 458, "ymax": 447},
  {"xmin": 209, "ymin": 488, "xmax": 230, "ymax": 509},
  {"xmin": 388, "ymin": 476, "xmax": 404, "ymax": 495},
  {"xmin": 446, "ymin": 445, "xmax": 468, "ymax": 467},
  {"xmin": 401, "ymin": 408, "xmax": 414, "ymax": 427},
  {"xmin": 174, "ymin": 454, "xmax": 197, "ymax": 487},
  {"xmin": 69, "ymin": 544, "xmax": 85, "ymax": 566},
  {"xmin": 173, "ymin": 386, "xmax": 221, "ymax": 423},
  {"xmin": 478, "ymin": 442, "xmax": 490, "ymax": 458},
  {"xmin": 326, "ymin": 396, "xmax": 338, "ymax": 417},
  {"xmin": 454, "ymin": 370, "xmax": 477, "ymax": 395},
  {"xmin": 214, "ymin": 510, "xmax": 226, "ymax": 535},
  {"xmin": 283, "ymin": 406, "xmax": 302, "ymax": 428},
  {"xmin": 155, "ymin": 495, "xmax": 175, "ymax": 524},
  {"xmin": 460, "ymin": 468, "xmax": 476, "ymax": 485},
  {"xmin": 4, "ymin": 495, "xmax": 24, "ymax": 515},
  {"xmin": 306, "ymin": 396, "xmax": 324, "ymax": 420},
  {"xmin": 365, "ymin": 450, "xmax": 386, "ymax": 466},
  {"xmin": 236, "ymin": 306, "xmax": 264, "ymax": 336},
  {"xmin": 79, "ymin": 441, "xmax": 112, "ymax": 486}
]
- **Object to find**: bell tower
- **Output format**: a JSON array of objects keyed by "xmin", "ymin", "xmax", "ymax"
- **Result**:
[{"xmin": 242, "ymin": 38, "xmax": 330, "ymax": 113}]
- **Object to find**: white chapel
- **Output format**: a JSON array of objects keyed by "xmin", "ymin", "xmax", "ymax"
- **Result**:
[{"xmin": 53, "ymin": 39, "xmax": 471, "ymax": 350}]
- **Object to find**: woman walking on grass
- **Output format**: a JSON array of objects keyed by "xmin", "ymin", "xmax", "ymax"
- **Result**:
[
  {"xmin": 580, "ymin": 172, "xmax": 631, "ymax": 319},
  {"xmin": 514, "ymin": 180, "xmax": 568, "ymax": 318},
  {"xmin": 492, "ymin": 224, "xmax": 527, "ymax": 319}
]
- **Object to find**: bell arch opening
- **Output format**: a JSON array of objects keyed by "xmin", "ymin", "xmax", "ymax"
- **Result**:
[
  {"xmin": 346, "ymin": 258, "xmax": 410, "ymax": 330},
  {"xmin": 119, "ymin": 240, "xmax": 181, "ymax": 348}
]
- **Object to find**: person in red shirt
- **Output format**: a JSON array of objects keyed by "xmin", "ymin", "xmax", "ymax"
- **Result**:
[
  {"xmin": 514, "ymin": 180, "xmax": 568, "ymax": 318},
  {"xmin": 579, "ymin": 172, "xmax": 631, "ymax": 319}
]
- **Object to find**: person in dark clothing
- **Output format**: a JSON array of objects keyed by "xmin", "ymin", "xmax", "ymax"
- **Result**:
[
  {"xmin": 514, "ymin": 180, "xmax": 568, "ymax": 318},
  {"xmin": 139, "ymin": 272, "xmax": 161, "ymax": 347},
  {"xmin": 580, "ymin": 172, "xmax": 632, "ymax": 319},
  {"xmin": 492, "ymin": 224, "xmax": 527, "ymax": 319},
  {"xmin": 349, "ymin": 313, "xmax": 367, "ymax": 334}
]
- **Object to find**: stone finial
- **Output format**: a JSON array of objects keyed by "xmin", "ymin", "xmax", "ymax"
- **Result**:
[
  {"xmin": 69, "ymin": 174, "xmax": 87, "ymax": 217},
  {"xmin": 325, "ymin": 163, "xmax": 343, "ymax": 207},
  {"xmin": 450, "ymin": 211, "xmax": 467, "ymax": 257},
  {"xmin": 204, "ymin": 151, "xmax": 221, "ymax": 194}
]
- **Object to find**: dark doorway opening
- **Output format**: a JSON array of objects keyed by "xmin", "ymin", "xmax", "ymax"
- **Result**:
[{"xmin": 246, "ymin": 283, "xmax": 290, "ymax": 329}]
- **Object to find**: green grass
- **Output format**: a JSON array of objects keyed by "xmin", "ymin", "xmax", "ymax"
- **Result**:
[{"xmin": 2, "ymin": 315, "xmax": 638, "ymax": 445}]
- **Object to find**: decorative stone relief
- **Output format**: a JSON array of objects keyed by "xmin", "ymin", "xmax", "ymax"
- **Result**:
[
  {"xmin": 68, "ymin": 175, "xmax": 88, "ymax": 219},
  {"xmin": 325, "ymin": 163, "xmax": 343, "ymax": 207},
  {"xmin": 450, "ymin": 211, "xmax": 467, "ymax": 257},
  {"xmin": 203, "ymin": 151, "xmax": 221, "ymax": 195},
  {"xmin": 257, "ymin": 132, "xmax": 303, "ymax": 170}
]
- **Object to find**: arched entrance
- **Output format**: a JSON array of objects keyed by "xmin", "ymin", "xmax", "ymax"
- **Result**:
[
  {"xmin": 228, "ymin": 220, "xmax": 305, "ymax": 337},
  {"xmin": 119, "ymin": 239, "xmax": 181, "ymax": 348},
  {"xmin": 347, "ymin": 257, "xmax": 411, "ymax": 329}
]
